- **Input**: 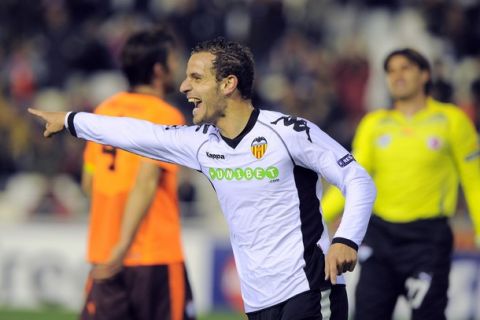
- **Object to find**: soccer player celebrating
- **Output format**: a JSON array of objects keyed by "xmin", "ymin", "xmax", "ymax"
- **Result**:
[{"xmin": 30, "ymin": 38, "xmax": 376, "ymax": 320}]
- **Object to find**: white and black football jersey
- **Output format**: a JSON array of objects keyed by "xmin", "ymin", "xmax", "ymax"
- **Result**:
[{"xmin": 66, "ymin": 108, "xmax": 376, "ymax": 312}]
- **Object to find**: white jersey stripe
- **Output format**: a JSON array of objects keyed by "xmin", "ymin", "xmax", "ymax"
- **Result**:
[{"xmin": 320, "ymin": 288, "xmax": 332, "ymax": 319}]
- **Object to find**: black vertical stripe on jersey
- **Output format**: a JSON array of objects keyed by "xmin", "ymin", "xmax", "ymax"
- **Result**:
[{"xmin": 293, "ymin": 165, "xmax": 326, "ymax": 290}]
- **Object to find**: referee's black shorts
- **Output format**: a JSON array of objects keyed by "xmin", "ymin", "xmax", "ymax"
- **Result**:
[
  {"xmin": 80, "ymin": 262, "xmax": 195, "ymax": 320},
  {"xmin": 354, "ymin": 215, "xmax": 453, "ymax": 320}
]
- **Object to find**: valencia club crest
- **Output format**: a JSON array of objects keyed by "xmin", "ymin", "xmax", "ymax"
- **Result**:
[{"xmin": 251, "ymin": 137, "xmax": 268, "ymax": 159}]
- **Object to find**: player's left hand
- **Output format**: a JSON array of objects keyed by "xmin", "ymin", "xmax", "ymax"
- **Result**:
[
  {"xmin": 324, "ymin": 243, "xmax": 357, "ymax": 285},
  {"xmin": 91, "ymin": 262, "xmax": 123, "ymax": 281},
  {"xmin": 91, "ymin": 245, "xmax": 127, "ymax": 280}
]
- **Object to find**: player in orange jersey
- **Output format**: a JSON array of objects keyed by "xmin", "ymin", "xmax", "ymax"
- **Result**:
[{"xmin": 79, "ymin": 27, "xmax": 195, "ymax": 320}]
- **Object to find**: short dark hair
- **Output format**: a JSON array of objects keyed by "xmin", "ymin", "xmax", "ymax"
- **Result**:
[
  {"xmin": 383, "ymin": 48, "xmax": 432, "ymax": 94},
  {"xmin": 192, "ymin": 37, "xmax": 255, "ymax": 100},
  {"xmin": 120, "ymin": 26, "xmax": 175, "ymax": 87}
]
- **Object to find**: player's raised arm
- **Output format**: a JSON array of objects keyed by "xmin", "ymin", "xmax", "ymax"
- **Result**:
[
  {"xmin": 28, "ymin": 108, "xmax": 68, "ymax": 137},
  {"xmin": 29, "ymin": 108, "xmax": 204, "ymax": 171}
]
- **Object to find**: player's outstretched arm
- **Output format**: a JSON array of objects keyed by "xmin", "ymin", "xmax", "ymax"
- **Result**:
[{"xmin": 28, "ymin": 108, "xmax": 67, "ymax": 138}]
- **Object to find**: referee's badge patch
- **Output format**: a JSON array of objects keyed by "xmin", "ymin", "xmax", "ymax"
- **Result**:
[
  {"xmin": 251, "ymin": 137, "xmax": 268, "ymax": 159},
  {"xmin": 427, "ymin": 136, "xmax": 442, "ymax": 150},
  {"xmin": 377, "ymin": 134, "xmax": 391, "ymax": 148}
]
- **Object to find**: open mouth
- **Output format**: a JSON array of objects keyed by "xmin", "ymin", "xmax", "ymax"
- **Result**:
[{"xmin": 188, "ymin": 98, "xmax": 202, "ymax": 116}]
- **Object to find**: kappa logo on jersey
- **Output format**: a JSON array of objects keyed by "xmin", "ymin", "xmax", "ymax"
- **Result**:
[
  {"xmin": 206, "ymin": 152, "xmax": 225, "ymax": 160},
  {"xmin": 251, "ymin": 137, "xmax": 268, "ymax": 159},
  {"xmin": 337, "ymin": 154, "xmax": 355, "ymax": 167},
  {"xmin": 195, "ymin": 124, "xmax": 212, "ymax": 134},
  {"xmin": 271, "ymin": 116, "xmax": 312, "ymax": 142}
]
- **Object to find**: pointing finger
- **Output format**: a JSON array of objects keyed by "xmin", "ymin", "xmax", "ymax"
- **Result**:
[
  {"xmin": 329, "ymin": 262, "xmax": 338, "ymax": 285},
  {"xmin": 28, "ymin": 108, "xmax": 45, "ymax": 119},
  {"xmin": 325, "ymin": 259, "xmax": 331, "ymax": 281},
  {"xmin": 325, "ymin": 258, "xmax": 338, "ymax": 285}
]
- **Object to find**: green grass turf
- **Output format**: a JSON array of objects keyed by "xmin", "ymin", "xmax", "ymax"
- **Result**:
[{"xmin": 0, "ymin": 308, "xmax": 246, "ymax": 320}]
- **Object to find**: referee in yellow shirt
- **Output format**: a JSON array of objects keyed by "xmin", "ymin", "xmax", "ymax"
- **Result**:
[{"xmin": 322, "ymin": 48, "xmax": 480, "ymax": 320}]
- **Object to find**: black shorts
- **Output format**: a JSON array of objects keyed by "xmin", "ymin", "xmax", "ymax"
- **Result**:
[
  {"xmin": 354, "ymin": 215, "xmax": 453, "ymax": 320},
  {"xmin": 80, "ymin": 262, "xmax": 196, "ymax": 320},
  {"xmin": 246, "ymin": 285, "xmax": 348, "ymax": 320}
]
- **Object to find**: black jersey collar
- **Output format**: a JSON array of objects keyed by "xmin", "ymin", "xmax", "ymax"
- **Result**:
[{"xmin": 221, "ymin": 108, "xmax": 259, "ymax": 149}]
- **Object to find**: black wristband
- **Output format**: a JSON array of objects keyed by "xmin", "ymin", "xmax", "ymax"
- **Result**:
[
  {"xmin": 67, "ymin": 112, "xmax": 78, "ymax": 137},
  {"xmin": 331, "ymin": 237, "xmax": 358, "ymax": 251}
]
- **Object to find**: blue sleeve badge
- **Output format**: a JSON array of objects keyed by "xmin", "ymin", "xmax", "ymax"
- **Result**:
[{"xmin": 337, "ymin": 154, "xmax": 355, "ymax": 167}]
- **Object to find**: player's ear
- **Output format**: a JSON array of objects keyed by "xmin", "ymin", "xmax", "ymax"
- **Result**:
[
  {"xmin": 421, "ymin": 70, "xmax": 430, "ymax": 86},
  {"xmin": 153, "ymin": 63, "xmax": 167, "ymax": 79},
  {"xmin": 221, "ymin": 75, "xmax": 238, "ymax": 96}
]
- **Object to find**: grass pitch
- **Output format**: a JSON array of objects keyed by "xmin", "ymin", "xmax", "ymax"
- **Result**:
[{"xmin": 0, "ymin": 308, "xmax": 246, "ymax": 320}]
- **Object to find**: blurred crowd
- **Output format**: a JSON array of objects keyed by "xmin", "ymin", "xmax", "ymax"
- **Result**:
[{"xmin": 0, "ymin": 0, "xmax": 479, "ymax": 223}]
